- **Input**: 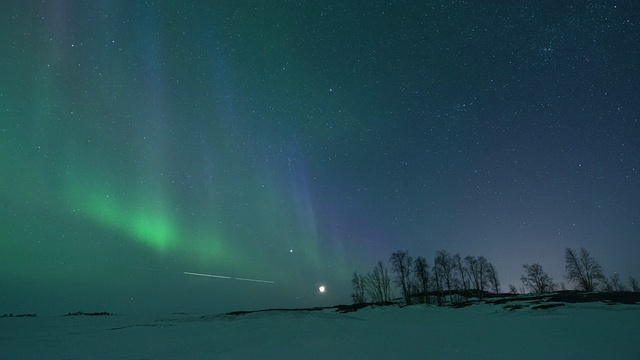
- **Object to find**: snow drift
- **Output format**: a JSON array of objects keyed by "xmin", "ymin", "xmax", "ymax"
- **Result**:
[{"xmin": 1, "ymin": 295, "xmax": 638, "ymax": 359}]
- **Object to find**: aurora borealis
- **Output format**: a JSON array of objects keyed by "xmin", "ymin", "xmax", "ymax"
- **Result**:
[{"xmin": 1, "ymin": 1, "xmax": 639, "ymax": 314}]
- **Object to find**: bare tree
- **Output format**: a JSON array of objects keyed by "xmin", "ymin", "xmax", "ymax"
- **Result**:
[
  {"xmin": 432, "ymin": 263, "xmax": 444, "ymax": 305},
  {"xmin": 466, "ymin": 255, "xmax": 490, "ymax": 299},
  {"xmin": 477, "ymin": 257, "xmax": 490, "ymax": 295},
  {"xmin": 413, "ymin": 256, "xmax": 430, "ymax": 303},
  {"xmin": 365, "ymin": 261, "xmax": 391, "ymax": 302},
  {"xmin": 559, "ymin": 282, "xmax": 567, "ymax": 291},
  {"xmin": 434, "ymin": 250, "xmax": 455, "ymax": 301},
  {"xmin": 376, "ymin": 261, "xmax": 392, "ymax": 301},
  {"xmin": 487, "ymin": 262, "xmax": 501, "ymax": 294},
  {"xmin": 464, "ymin": 256, "xmax": 479, "ymax": 296},
  {"xmin": 519, "ymin": 284, "xmax": 527, "ymax": 295},
  {"xmin": 508, "ymin": 284, "xmax": 518, "ymax": 294},
  {"xmin": 390, "ymin": 250, "xmax": 414, "ymax": 305},
  {"xmin": 521, "ymin": 263, "xmax": 555, "ymax": 293},
  {"xmin": 453, "ymin": 253, "xmax": 469, "ymax": 298},
  {"xmin": 630, "ymin": 276, "xmax": 639, "ymax": 292},
  {"xmin": 351, "ymin": 271, "xmax": 366, "ymax": 303},
  {"xmin": 609, "ymin": 273, "xmax": 626, "ymax": 292},
  {"xmin": 600, "ymin": 276, "xmax": 613, "ymax": 292},
  {"xmin": 564, "ymin": 247, "xmax": 605, "ymax": 292}
]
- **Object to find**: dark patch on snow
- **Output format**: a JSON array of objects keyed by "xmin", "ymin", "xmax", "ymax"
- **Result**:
[
  {"xmin": 336, "ymin": 302, "xmax": 396, "ymax": 313},
  {"xmin": 110, "ymin": 322, "xmax": 175, "ymax": 331},
  {"xmin": 449, "ymin": 301, "xmax": 474, "ymax": 308},
  {"xmin": 532, "ymin": 303, "xmax": 565, "ymax": 310},
  {"xmin": 64, "ymin": 311, "xmax": 114, "ymax": 316},
  {"xmin": 1, "ymin": 313, "xmax": 36, "ymax": 318},
  {"xmin": 335, "ymin": 303, "xmax": 370, "ymax": 313}
]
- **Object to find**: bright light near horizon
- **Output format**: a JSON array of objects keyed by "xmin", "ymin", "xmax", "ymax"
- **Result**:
[{"xmin": 318, "ymin": 285, "xmax": 326, "ymax": 293}]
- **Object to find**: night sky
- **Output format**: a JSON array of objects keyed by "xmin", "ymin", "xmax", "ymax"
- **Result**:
[{"xmin": 1, "ymin": 1, "xmax": 639, "ymax": 315}]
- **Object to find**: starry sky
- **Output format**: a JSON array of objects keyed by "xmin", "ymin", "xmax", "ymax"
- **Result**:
[{"xmin": 1, "ymin": 1, "xmax": 639, "ymax": 314}]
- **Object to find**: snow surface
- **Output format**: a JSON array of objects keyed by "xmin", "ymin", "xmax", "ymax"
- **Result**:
[{"xmin": 1, "ymin": 301, "xmax": 638, "ymax": 359}]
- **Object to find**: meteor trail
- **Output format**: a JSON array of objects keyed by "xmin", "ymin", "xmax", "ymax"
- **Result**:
[
  {"xmin": 183, "ymin": 271, "xmax": 231, "ymax": 279},
  {"xmin": 234, "ymin": 277, "xmax": 275, "ymax": 284},
  {"xmin": 183, "ymin": 271, "xmax": 274, "ymax": 284},
  {"xmin": 126, "ymin": 266, "xmax": 276, "ymax": 284}
]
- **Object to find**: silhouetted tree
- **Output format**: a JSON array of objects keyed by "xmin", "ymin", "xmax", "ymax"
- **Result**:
[
  {"xmin": 521, "ymin": 263, "xmax": 555, "ymax": 293},
  {"xmin": 487, "ymin": 262, "xmax": 501, "ymax": 294},
  {"xmin": 351, "ymin": 271, "xmax": 366, "ymax": 303},
  {"xmin": 390, "ymin": 250, "xmax": 413, "ymax": 305},
  {"xmin": 464, "ymin": 256, "xmax": 478, "ymax": 295},
  {"xmin": 434, "ymin": 250, "xmax": 455, "ymax": 301},
  {"xmin": 378, "ymin": 261, "xmax": 392, "ymax": 301},
  {"xmin": 564, "ymin": 247, "xmax": 605, "ymax": 292},
  {"xmin": 600, "ymin": 276, "xmax": 612, "ymax": 292},
  {"xmin": 519, "ymin": 284, "xmax": 527, "ymax": 295},
  {"xmin": 466, "ymin": 255, "xmax": 490, "ymax": 299},
  {"xmin": 630, "ymin": 276, "xmax": 639, "ymax": 292},
  {"xmin": 365, "ymin": 261, "xmax": 391, "ymax": 302},
  {"xmin": 432, "ymin": 263, "xmax": 444, "ymax": 304},
  {"xmin": 559, "ymin": 282, "xmax": 567, "ymax": 291},
  {"xmin": 413, "ymin": 256, "xmax": 430, "ymax": 303},
  {"xmin": 508, "ymin": 284, "xmax": 518, "ymax": 295},
  {"xmin": 477, "ymin": 256, "xmax": 491, "ymax": 296},
  {"xmin": 453, "ymin": 253, "xmax": 469, "ymax": 299},
  {"xmin": 608, "ymin": 273, "xmax": 626, "ymax": 292}
]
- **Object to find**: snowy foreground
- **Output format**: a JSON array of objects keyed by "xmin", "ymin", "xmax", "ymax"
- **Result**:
[{"xmin": 1, "ymin": 299, "xmax": 638, "ymax": 359}]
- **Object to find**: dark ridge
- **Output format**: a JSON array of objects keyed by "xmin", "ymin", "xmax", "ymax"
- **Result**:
[
  {"xmin": 225, "ymin": 306, "xmax": 331, "ymax": 316},
  {"xmin": 225, "ymin": 302, "xmax": 398, "ymax": 316},
  {"xmin": 481, "ymin": 292, "xmax": 520, "ymax": 299},
  {"xmin": 336, "ymin": 302, "xmax": 396, "ymax": 313},
  {"xmin": 224, "ymin": 292, "xmax": 640, "ymax": 316},
  {"xmin": 64, "ymin": 311, "xmax": 114, "ymax": 316},
  {"xmin": 547, "ymin": 291, "xmax": 640, "ymax": 304},
  {"xmin": 412, "ymin": 289, "xmax": 502, "ymax": 301},
  {"xmin": 1, "ymin": 313, "xmax": 36, "ymax": 318},
  {"xmin": 487, "ymin": 295, "xmax": 550, "ymax": 305},
  {"xmin": 486, "ymin": 291, "xmax": 640, "ymax": 310}
]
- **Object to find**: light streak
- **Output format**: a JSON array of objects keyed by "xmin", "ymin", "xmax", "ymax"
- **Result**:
[
  {"xmin": 183, "ymin": 271, "xmax": 231, "ymax": 279},
  {"xmin": 183, "ymin": 271, "xmax": 274, "ymax": 284},
  {"xmin": 234, "ymin": 277, "xmax": 275, "ymax": 284}
]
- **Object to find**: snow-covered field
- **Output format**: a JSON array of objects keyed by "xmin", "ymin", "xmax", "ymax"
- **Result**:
[{"xmin": 1, "ymin": 300, "xmax": 638, "ymax": 359}]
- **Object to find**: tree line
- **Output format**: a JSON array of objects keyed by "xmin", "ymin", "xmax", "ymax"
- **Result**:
[
  {"xmin": 352, "ymin": 247, "xmax": 639, "ymax": 306},
  {"xmin": 351, "ymin": 249, "xmax": 501, "ymax": 305},
  {"xmin": 517, "ymin": 247, "xmax": 640, "ymax": 294}
]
